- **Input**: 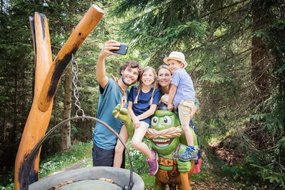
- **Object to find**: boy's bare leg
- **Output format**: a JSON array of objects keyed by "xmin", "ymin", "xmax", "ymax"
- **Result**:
[
  {"xmin": 178, "ymin": 102, "xmax": 198, "ymax": 161},
  {"xmin": 178, "ymin": 103, "xmax": 193, "ymax": 146}
]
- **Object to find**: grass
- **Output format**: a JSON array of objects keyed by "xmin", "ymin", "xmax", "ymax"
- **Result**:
[
  {"xmin": 141, "ymin": 174, "xmax": 155, "ymax": 188},
  {"xmin": 39, "ymin": 141, "xmax": 92, "ymax": 177}
]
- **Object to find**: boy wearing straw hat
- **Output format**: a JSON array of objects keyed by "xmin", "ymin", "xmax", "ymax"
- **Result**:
[{"xmin": 163, "ymin": 51, "xmax": 198, "ymax": 161}]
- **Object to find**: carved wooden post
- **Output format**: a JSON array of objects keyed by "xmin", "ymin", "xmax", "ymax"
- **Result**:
[{"xmin": 14, "ymin": 5, "xmax": 104, "ymax": 190}]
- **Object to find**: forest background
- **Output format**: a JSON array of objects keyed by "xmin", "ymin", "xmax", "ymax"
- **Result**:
[{"xmin": 0, "ymin": 0, "xmax": 284, "ymax": 189}]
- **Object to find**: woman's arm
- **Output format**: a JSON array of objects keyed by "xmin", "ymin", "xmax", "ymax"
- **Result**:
[
  {"xmin": 136, "ymin": 104, "xmax": 158, "ymax": 121},
  {"xmin": 167, "ymin": 84, "xmax": 177, "ymax": 111},
  {"xmin": 160, "ymin": 94, "xmax": 169, "ymax": 104}
]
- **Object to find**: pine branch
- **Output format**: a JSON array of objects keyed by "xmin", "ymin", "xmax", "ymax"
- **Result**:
[{"xmin": 201, "ymin": 0, "xmax": 250, "ymax": 19}]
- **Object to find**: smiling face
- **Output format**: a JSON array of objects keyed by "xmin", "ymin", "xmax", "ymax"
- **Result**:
[
  {"xmin": 150, "ymin": 110, "xmax": 181, "ymax": 155},
  {"xmin": 167, "ymin": 59, "xmax": 184, "ymax": 73},
  {"xmin": 121, "ymin": 66, "xmax": 140, "ymax": 86},
  {"xmin": 157, "ymin": 67, "xmax": 172, "ymax": 89},
  {"xmin": 140, "ymin": 67, "xmax": 156, "ymax": 87}
]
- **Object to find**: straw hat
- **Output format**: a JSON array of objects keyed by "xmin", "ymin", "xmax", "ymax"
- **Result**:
[{"xmin": 163, "ymin": 51, "xmax": 187, "ymax": 68}]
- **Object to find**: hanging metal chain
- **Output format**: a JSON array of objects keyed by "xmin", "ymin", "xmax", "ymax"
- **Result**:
[{"xmin": 71, "ymin": 54, "xmax": 85, "ymax": 117}]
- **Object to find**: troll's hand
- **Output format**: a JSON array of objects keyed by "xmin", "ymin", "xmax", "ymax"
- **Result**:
[
  {"xmin": 112, "ymin": 104, "xmax": 134, "ymax": 137},
  {"xmin": 177, "ymin": 160, "xmax": 191, "ymax": 173}
]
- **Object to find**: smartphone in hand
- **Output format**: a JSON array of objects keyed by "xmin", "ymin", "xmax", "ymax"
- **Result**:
[{"xmin": 111, "ymin": 44, "xmax": 128, "ymax": 55}]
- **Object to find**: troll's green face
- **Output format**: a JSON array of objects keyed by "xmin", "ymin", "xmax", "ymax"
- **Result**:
[{"xmin": 150, "ymin": 110, "xmax": 181, "ymax": 155}]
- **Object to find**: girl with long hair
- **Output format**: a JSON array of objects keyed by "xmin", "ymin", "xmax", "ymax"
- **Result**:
[{"xmin": 114, "ymin": 66, "xmax": 161, "ymax": 176}]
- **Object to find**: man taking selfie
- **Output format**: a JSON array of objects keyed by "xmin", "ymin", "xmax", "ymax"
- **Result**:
[{"xmin": 93, "ymin": 40, "xmax": 141, "ymax": 167}]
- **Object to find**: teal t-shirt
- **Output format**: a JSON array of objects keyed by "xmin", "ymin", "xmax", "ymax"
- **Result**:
[{"xmin": 93, "ymin": 78, "xmax": 124, "ymax": 150}]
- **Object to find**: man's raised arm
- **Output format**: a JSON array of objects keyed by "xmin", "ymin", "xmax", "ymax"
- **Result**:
[{"xmin": 96, "ymin": 40, "xmax": 120, "ymax": 89}]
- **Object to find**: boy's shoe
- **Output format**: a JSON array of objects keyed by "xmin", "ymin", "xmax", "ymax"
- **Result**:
[
  {"xmin": 179, "ymin": 146, "xmax": 198, "ymax": 161},
  {"xmin": 146, "ymin": 150, "xmax": 158, "ymax": 176}
]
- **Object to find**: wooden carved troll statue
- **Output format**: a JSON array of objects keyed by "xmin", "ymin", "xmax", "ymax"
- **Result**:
[{"xmin": 113, "ymin": 105, "xmax": 200, "ymax": 190}]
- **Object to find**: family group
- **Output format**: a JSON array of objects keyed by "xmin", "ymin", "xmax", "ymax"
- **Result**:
[{"xmin": 93, "ymin": 40, "xmax": 199, "ymax": 176}]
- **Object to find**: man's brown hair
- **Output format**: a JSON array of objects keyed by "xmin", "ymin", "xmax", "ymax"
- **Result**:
[{"xmin": 119, "ymin": 60, "xmax": 142, "ymax": 77}]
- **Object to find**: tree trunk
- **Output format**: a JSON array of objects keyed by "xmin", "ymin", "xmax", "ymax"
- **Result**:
[
  {"xmin": 61, "ymin": 64, "xmax": 72, "ymax": 150},
  {"xmin": 251, "ymin": 0, "xmax": 271, "ymax": 106},
  {"xmin": 75, "ymin": 119, "xmax": 93, "ymax": 142}
]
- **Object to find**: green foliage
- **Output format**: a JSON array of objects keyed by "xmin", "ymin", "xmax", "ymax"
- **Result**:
[
  {"xmin": 202, "ymin": 118, "xmax": 227, "ymax": 143},
  {"xmin": 110, "ymin": 1, "xmax": 284, "ymax": 189},
  {"xmin": 125, "ymin": 141, "xmax": 149, "ymax": 175},
  {"xmin": 107, "ymin": 0, "xmax": 205, "ymax": 67},
  {"xmin": 0, "ymin": 183, "xmax": 14, "ymax": 190},
  {"xmin": 250, "ymin": 163, "xmax": 285, "ymax": 189},
  {"xmin": 140, "ymin": 174, "xmax": 155, "ymax": 188},
  {"xmin": 1, "ymin": 0, "xmax": 284, "ymax": 189},
  {"xmin": 39, "ymin": 141, "xmax": 92, "ymax": 177},
  {"xmin": 222, "ymin": 163, "xmax": 260, "ymax": 185},
  {"xmin": 246, "ymin": 4, "xmax": 285, "ymax": 186},
  {"xmin": 0, "ymin": 0, "xmax": 38, "ymax": 177},
  {"xmin": 0, "ymin": 171, "xmax": 14, "ymax": 190},
  {"xmin": 277, "ymin": 137, "xmax": 285, "ymax": 148}
]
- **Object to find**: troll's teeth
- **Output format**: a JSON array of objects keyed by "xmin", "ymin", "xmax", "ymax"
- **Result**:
[{"xmin": 153, "ymin": 138, "xmax": 170, "ymax": 143}]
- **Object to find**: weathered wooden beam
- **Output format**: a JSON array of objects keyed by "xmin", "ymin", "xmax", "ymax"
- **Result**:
[
  {"xmin": 14, "ymin": 5, "xmax": 104, "ymax": 190},
  {"xmin": 38, "ymin": 5, "xmax": 104, "ymax": 112}
]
